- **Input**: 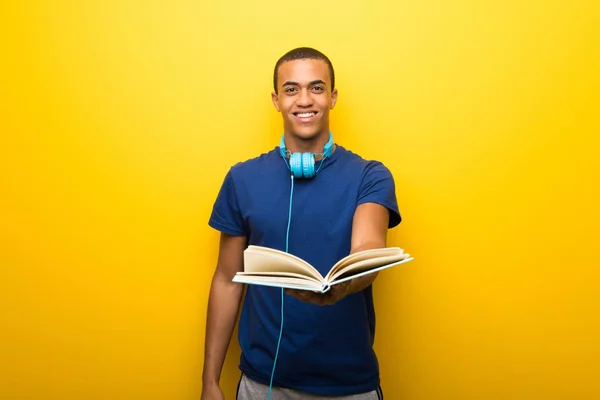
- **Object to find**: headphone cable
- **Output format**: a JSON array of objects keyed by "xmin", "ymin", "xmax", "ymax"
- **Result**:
[{"xmin": 268, "ymin": 173, "xmax": 294, "ymax": 399}]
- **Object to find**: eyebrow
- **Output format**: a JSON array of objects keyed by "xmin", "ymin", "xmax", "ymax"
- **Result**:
[{"xmin": 282, "ymin": 79, "xmax": 327, "ymax": 87}]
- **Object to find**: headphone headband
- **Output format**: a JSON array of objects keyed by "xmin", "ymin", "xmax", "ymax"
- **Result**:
[
  {"xmin": 279, "ymin": 132, "xmax": 334, "ymax": 158},
  {"xmin": 279, "ymin": 132, "xmax": 334, "ymax": 179}
]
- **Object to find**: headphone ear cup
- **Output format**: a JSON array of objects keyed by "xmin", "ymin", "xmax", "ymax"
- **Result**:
[
  {"xmin": 302, "ymin": 152, "xmax": 315, "ymax": 178},
  {"xmin": 290, "ymin": 152, "xmax": 303, "ymax": 178}
]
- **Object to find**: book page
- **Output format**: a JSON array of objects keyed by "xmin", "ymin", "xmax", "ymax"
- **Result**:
[
  {"xmin": 326, "ymin": 253, "xmax": 411, "ymax": 283},
  {"xmin": 326, "ymin": 256, "xmax": 414, "ymax": 287},
  {"xmin": 232, "ymin": 274, "xmax": 324, "ymax": 291},
  {"xmin": 325, "ymin": 247, "xmax": 406, "ymax": 281},
  {"xmin": 243, "ymin": 245, "xmax": 324, "ymax": 281},
  {"xmin": 235, "ymin": 271, "xmax": 323, "ymax": 284}
]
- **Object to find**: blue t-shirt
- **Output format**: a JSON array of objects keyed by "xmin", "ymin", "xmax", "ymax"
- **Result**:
[{"xmin": 208, "ymin": 144, "xmax": 401, "ymax": 396}]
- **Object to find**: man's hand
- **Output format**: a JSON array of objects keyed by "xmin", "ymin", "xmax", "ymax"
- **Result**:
[
  {"xmin": 284, "ymin": 280, "xmax": 352, "ymax": 306},
  {"xmin": 200, "ymin": 382, "xmax": 224, "ymax": 400},
  {"xmin": 322, "ymin": 280, "xmax": 352, "ymax": 305},
  {"xmin": 284, "ymin": 288, "xmax": 327, "ymax": 306}
]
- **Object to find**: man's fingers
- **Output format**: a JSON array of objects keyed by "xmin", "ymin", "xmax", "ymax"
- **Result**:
[
  {"xmin": 300, "ymin": 291, "xmax": 324, "ymax": 305},
  {"xmin": 285, "ymin": 289, "xmax": 308, "ymax": 300},
  {"xmin": 285, "ymin": 289, "xmax": 325, "ymax": 306}
]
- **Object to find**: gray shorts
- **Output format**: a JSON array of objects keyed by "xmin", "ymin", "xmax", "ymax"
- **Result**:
[{"xmin": 236, "ymin": 374, "xmax": 383, "ymax": 400}]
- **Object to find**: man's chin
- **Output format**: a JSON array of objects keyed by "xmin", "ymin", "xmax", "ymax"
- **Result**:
[{"xmin": 289, "ymin": 128, "xmax": 326, "ymax": 141}]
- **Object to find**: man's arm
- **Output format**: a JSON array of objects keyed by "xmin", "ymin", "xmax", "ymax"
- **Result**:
[
  {"xmin": 285, "ymin": 202, "xmax": 390, "ymax": 306},
  {"xmin": 201, "ymin": 232, "xmax": 247, "ymax": 392},
  {"xmin": 322, "ymin": 202, "xmax": 390, "ymax": 303},
  {"xmin": 344, "ymin": 201, "xmax": 390, "ymax": 294}
]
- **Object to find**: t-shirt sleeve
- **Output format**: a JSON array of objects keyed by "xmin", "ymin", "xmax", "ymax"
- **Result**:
[
  {"xmin": 357, "ymin": 161, "xmax": 402, "ymax": 228},
  {"xmin": 208, "ymin": 169, "xmax": 247, "ymax": 236}
]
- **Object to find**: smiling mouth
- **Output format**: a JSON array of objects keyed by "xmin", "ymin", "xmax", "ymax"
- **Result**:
[{"xmin": 293, "ymin": 111, "xmax": 318, "ymax": 122}]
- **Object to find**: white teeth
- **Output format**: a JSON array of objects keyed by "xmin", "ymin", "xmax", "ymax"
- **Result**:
[{"xmin": 297, "ymin": 112, "xmax": 315, "ymax": 118}]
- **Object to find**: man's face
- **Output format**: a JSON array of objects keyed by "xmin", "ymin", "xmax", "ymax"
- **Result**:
[{"xmin": 272, "ymin": 59, "xmax": 338, "ymax": 141}]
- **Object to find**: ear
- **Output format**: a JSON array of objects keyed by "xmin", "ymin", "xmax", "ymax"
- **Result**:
[
  {"xmin": 330, "ymin": 88, "xmax": 338, "ymax": 109},
  {"xmin": 271, "ymin": 91, "xmax": 281, "ymax": 112}
]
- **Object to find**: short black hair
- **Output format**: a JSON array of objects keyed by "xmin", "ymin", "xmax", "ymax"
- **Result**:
[{"xmin": 273, "ymin": 47, "xmax": 335, "ymax": 94}]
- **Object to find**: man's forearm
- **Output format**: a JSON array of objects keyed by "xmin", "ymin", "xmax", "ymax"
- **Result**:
[
  {"xmin": 346, "ymin": 272, "xmax": 378, "ymax": 294},
  {"xmin": 202, "ymin": 276, "xmax": 244, "ymax": 385},
  {"xmin": 347, "ymin": 239, "xmax": 386, "ymax": 294}
]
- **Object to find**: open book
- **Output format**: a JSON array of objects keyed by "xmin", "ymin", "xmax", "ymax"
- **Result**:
[{"xmin": 232, "ymin": 245, "xmax": 413, "ymax": 293}]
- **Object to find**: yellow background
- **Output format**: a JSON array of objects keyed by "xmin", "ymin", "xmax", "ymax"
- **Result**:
[{"xmin": 1, "ymin": 0, "xmax": 599, "ymax": 399}]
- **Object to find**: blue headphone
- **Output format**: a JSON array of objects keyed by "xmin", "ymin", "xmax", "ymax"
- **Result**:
[{"xmin": 279, "ymin": 132, "xmax": 334, "ymax": 178}]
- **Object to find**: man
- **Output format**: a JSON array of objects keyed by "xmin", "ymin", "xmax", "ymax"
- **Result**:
[{"xmin": 201, "ymin": 47, "xmax": 401, "ymax": 400}]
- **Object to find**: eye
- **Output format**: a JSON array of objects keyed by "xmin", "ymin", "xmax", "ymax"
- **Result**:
[
  {"xmin": 285, "ymin": 87, "xmax": 297, "ymax": 93},
  {"xmin": 312, "ymin": 86, "xmax": 324, "ymax": 92}
]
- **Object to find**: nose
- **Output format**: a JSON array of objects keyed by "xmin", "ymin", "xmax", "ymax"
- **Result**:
[{"xmin": 296, "ymin": 89, "xmax": 313, "ymax": 107}]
